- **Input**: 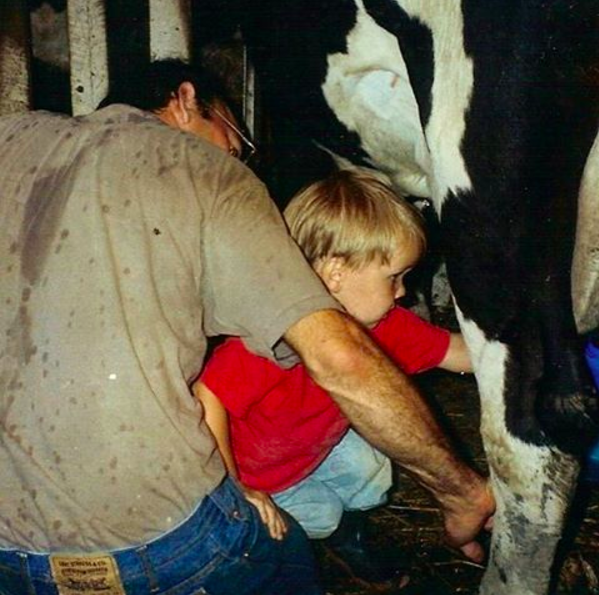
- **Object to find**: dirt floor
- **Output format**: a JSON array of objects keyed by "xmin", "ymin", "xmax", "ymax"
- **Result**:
[{"xmin": 314, "ymin": 313, "xmax": 599, "ymax": 595}]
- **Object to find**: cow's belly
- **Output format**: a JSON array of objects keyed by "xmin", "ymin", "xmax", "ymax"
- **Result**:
[{"xmin": 456, "ymin": 308, "xmax": 579, "ymax": 595}]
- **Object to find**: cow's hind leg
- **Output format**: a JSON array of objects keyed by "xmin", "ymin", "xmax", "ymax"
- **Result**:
[
  {"xmin": 457, "ymin": 313, "xmax": 579, "ymax": 595},
  {"xmin": 481, "ymin": 442, "xmax": 578, "ymax": 595}
]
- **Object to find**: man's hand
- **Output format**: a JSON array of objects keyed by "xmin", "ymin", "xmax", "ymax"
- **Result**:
[
  {"xmin": 242, "ymin": 486, "xmax": 288, "ymax": 541},
  {"xmin": 442, "ymin": 480, "xmax": 495, "ymax": 563}
]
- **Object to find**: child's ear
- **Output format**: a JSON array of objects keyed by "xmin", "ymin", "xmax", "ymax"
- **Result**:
[{"xmin": 317, "ymin": 257, "xmax": 346, "ymax": 294}]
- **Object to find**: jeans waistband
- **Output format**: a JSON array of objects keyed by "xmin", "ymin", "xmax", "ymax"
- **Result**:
[{"xmin": 0, "ymin": 477, "xmax": 245, "ymax": 587}]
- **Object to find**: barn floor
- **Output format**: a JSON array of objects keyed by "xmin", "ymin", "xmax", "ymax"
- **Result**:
[{"xmin": 314, "ymin": 311, "xmax": 599, "ymax": 595}]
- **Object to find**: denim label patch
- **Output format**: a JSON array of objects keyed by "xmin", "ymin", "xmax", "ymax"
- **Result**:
[{"xmin": 49, "ymin": 553, "xmax": 126, "ymax": 594}]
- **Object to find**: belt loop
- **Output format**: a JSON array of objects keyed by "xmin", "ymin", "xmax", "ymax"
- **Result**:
[
  {"xmin": 17, "ymin": 552, "xmax": 36, "ymax": 595},
  {"xmin": 135, "ymin": 545, "xmax": 160, "ymax": 593}
]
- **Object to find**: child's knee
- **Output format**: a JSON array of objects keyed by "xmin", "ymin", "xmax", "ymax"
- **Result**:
[
  {"xmin": 365, "ymin": 450, "xmax": 392, "ymax": 480},
  {"xmin": 347, "ymin": 446, "xmax": 392, "ymax": 489},
  {"xmin": 371, "ymin": 455, "xmax": 393, "ymax": 490},
  {"xmin": 303, "ymin": 499, "xmax": 344, "ymax": 539},
  {"xmin": 342, "ymin": 457, "xmax": 393, "ymax": 510}
]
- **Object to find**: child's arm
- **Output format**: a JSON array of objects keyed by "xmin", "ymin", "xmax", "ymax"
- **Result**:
[
  {"xmin": 438, "ymin": 333, "xmax": 473, "ymax": 373},
  {"xmin": 192, "ymin": 380, "xmax": 288, "ymax": 540},
  {"xmin": 193, "ymin": 380, "xmax": 238, "ymax": 476}
]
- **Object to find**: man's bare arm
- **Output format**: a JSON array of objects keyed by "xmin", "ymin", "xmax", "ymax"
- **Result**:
[{"xmin": 284, "ymin": 309, "xmax": 494, "ymax": 560}]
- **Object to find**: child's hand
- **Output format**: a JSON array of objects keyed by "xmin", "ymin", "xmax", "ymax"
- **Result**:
[{"xmin": 242, "ymin": 486, "xmax": 288, "ymax": 540}]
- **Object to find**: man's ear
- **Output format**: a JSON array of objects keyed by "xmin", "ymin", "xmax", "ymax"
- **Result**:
[
  {"xmin": 317, "ymin": 257, "xmax": 347, "ymax": 294},
  {"xmin": 169, "ymin": 81, "xmax": 199, "ymax": 126}
]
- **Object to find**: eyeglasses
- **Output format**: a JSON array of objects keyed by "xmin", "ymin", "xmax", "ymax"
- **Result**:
[{"xmin": 208, "ymin": 105, "xmax": 257, "ymax": 164}]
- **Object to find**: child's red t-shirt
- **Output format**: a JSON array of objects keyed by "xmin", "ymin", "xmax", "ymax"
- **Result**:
[{"xmin": 200, "ymin": 306, "xmax": 450, "ymax": 493}]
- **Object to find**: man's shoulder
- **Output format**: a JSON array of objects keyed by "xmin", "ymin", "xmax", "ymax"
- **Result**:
[
  {"xmin": 84, "ymin": 104, "xmax": 158, "ymax": 127},
  {"xmin": 0, "ymin": 109, "xmax": 68, "ymax": 130},
  {"xmin": 1, "ymin": 106, "xmax": 154, "ymax": 135}
]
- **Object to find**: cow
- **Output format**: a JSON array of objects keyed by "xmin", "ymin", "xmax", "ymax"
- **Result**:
[{"xmin": 197, "ymin": 1, "xmax": 599, "ymax": 593}]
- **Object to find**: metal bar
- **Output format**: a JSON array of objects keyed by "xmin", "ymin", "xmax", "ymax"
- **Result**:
[
  {"xmin": 149, "ymin": 0, "xmax": 191, "ymax": 61},
  {"xmin": 242, "ymin": 47, "xmax": 256, "ymax": 137},
  {"xmin": 67, "ymin": 0, "xmax": 109, "ymax": 115}
]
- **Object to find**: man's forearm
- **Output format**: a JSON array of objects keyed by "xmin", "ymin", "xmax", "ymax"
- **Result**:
[{"xmin": 285, "ymin": 309, "xmax": 485, "ymax": 507}]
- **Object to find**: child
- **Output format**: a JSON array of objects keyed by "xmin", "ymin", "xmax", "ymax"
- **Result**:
[{"xmin": 193, "ymin": 168, "xmax": 472, "ymax": 583}]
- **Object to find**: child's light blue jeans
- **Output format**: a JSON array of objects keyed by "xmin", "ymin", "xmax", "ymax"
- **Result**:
[{"xmin": 273, "ymin": 430, "xmax": 392, "ymax": 539}]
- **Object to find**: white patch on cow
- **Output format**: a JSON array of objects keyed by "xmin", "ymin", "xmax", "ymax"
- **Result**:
[
  {"xmin": 456, "ymin": 308, "xmax": 578, "ymax": 518},
  {"xmin": 456, "ymin": 306, "xmax": 579, "ymax": 594},
  {"xmin": 396, "ymin": 1, "xmax": 474, "ymax": 209},
  {"xmin": 322, "ymin": 0, "xmax": 431, "ymax": 198},
  {"xmin": 572, "ymin": 127, "xmax": 599, "ymax": 334}
]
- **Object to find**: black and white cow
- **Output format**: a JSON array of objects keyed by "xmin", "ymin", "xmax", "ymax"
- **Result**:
[{"xmin": 199, "ymin": 1, "xmax": 599, "ymax": 593}]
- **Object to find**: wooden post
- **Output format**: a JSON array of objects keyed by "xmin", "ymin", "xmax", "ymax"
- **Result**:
[
  {"xmin": 0, "ymin": 1, "xmax": 31, "ymax": 115},
  {"xmin": 67, "ymin": 0, "xmax": 109, "ymax": 115},
  {"xmin": 149, "ymin": 0, "xmax": 191, "ymax": 61}
]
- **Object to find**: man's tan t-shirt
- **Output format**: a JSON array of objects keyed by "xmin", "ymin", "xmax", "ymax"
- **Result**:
[{"xmin": 0, "ymin": 105, "xmax": 338, "ymax": 551}]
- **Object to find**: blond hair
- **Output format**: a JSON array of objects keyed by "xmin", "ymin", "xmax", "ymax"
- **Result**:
[{"xmin": 284, "ymin": 168, "xmax": 427, "ymax": 269}]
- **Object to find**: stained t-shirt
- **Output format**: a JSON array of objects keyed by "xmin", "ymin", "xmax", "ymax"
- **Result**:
[
  {"xmin": 200, "ymin": 306, "xmax": 450, "ymax": 493},
  {"xmin": 0, "ymin": 105, "xmax": 339, "ymax": 551}
]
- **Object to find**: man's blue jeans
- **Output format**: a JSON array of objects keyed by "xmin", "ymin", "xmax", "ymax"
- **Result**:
[{"xmin": 0, "ymin": 478, "xmax": 323, "ymax": 595}]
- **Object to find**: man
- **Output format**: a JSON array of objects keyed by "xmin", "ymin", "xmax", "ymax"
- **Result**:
[{"xmin": 0, "ymin": 60, "xmax": 493, "ymax": 594}]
